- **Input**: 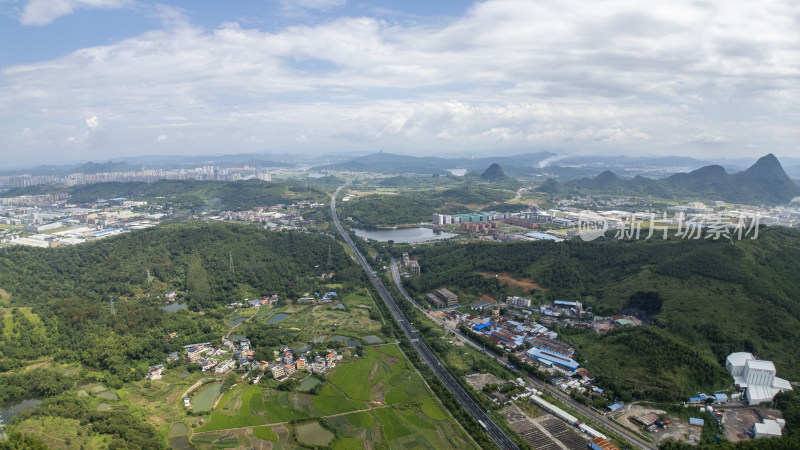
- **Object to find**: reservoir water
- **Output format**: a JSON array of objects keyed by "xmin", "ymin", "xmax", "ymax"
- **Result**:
[
  {"xmin": 0, "ymin": 398, "xmax": 42, "ymax": 424},
  {"xmin": 353, "ymin": 227, "xmax": 456, "ymax": 243}
]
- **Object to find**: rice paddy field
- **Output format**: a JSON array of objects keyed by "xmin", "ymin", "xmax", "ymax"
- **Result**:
[
  {"xmin": 175, "ymin": 342, "xmax": 476, "ymax": 449},
  {"xmin": 5, "ymin": 285, "xmax": 477, "ymax": 449}
]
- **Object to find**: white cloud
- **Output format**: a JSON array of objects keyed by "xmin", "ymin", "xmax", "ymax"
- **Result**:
[
  {"xmin": 86, "ymin": 115, "xmax": 99, "ymax": 130},
  {"xmin": 20, "ymin": 0, "xmax": 130, "ymax": 25},
  {"xmin": 1, "ymin": 0, "xmax": 799, "ymax": 162}
]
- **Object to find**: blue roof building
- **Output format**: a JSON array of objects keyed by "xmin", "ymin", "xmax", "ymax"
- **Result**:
[
  {"xmin": 526, "ymin": 347, "xmax": 579, "ymax": 371},
  {"xmin": 473, "ymin": 322, "xmax": 493, "ymax": 332},
  {"xmin": 607, "ymin": 402, "xmax": 624, "ymax": 412}
]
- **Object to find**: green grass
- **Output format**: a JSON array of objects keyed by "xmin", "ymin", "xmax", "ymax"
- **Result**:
[
  {"xmin": 247, "ymin": 386, "xmax": 265, "ymax": 414},
  {"xmin": 211, "ymin": 437, "xmax": 239, "ymax": 448},
  {"xmin": 198, "ymin": 386, "xmax": 265, "ymax": 431},
  {"xmin": 191, "ymin": 434, "xmax": 222, "ymax": 445},
  {"xmin": 252, "ymin": 426, "xmax": 278, "ymax": 441},
  {"xmin": 421, "ymin": 398, "xmax": 447, "ymax": 421},
  {"xmin": 385, "ymin": 386, "xmax": 410, "ymax": 405},
  {"xmin": 375, "ymin": 408, "xmax": 411, "ymax": 440},
  {"xmin": 333, "ymin": 437, "xmax": 366, "ymax": 450},
  {"xmin": 263, "ymin": 390, "xmax": 309, "ymax": 423},
  {"xmin": 312, "ymin": 393, "xmax": 360, "ymax": 415},
  {"xmin": 402, "ymin": 411, "xmax": 436, "ymax": 430},
  {"xmin": 344, "ymin": 411, "xmax": 373, "ymax": 428}
]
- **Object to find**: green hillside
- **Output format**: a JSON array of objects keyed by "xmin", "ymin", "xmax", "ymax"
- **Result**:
[
  {"xmin": 340, "ymin": 184, "xmax": 514, "ymax": 228},
  {"xmin": 2, "ymin": 179, "xmax": 329, "ymax": 212},
  {"xmin": 401, "ymin": 227, "xmax": 800, "ymax": 398},
  {"xmin": 0, "ymin": 222, "xmax": 360, "ymax": 374}
]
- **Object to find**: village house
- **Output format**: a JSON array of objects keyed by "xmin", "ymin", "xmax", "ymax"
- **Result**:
[
  {"xmin": 146, "ymin": 364, "xmax": 164, "ymax": 380},
  {"xmin": 215, "ymin": 359, "xmax": 236, "ymax": 374}
]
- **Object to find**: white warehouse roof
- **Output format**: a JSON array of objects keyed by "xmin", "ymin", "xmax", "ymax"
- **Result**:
[
  {"xmin": 754, "ymin": 420, "xmax": 782, "ymax": 439},
  {"xmin": 726, "ymin": 352, "xmax": 755, "ymax": 368},
  {"xmin": 746, "ymin": 360, "xmax": 776, "ymax": 372}
]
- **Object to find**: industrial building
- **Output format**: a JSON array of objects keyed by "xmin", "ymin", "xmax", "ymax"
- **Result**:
[
  {"xmin": 589, "ymin": 437, "xmax": 619, "ymax": 450},
  {"xmin": 507, "ymin": 296, "xmax": 532, "ymax": 308},
  {"xmin": 725, "ymin": 352, "xmax": 793, "ymax": 404},
  {"xmin": 526, "ymin": 347, "xmax": 579, "ymax": 371},
  {"xmin": 754, "ymin": 419, "xmax": 785, "ymax": 439},
  {"xmin": 435, "ymin": 288, "xmax": 458, "ymax": 307}
]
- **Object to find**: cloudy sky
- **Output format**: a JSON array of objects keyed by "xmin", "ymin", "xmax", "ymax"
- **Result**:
[{"xmin": 1, "ymin": 0, "xmax": 798, "ymax": 167}]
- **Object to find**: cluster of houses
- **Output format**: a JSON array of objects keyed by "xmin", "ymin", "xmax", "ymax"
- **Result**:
[
  {"xmin": 157, "ymin": 338, "xmax": 259, "ymax": 378},
  {"xmin": 227, "ymin": 294, "xmax": 279, "ymax": 309},
  {"xmin": 294, "ymin": 291, "xmax": 338, "ymax": 305},
  {"xmin": 268, "ymin": 346, "xmax": 342, "ymax": 382}
]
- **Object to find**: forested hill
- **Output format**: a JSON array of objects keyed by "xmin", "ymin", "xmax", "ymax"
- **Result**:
[
  {"xmin": 401, "ymin": 226, "xmax": 800, "ymax": 399},
  {"xmin": 539, "ymin": 153, "xmax": 800, "ymax": 205},
  {"xmin": 0, "ymin": 222, "xmax": 362, "ymax": 376},
  {"xmin": 2, "ymin": 179, "xmax": 332, "ymax": 212}
]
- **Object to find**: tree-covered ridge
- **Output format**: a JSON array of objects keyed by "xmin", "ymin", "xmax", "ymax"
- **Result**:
[
  {"xmin": 400, "ymin": 227, "xmax": 800, "ymax": 395},
  {"xmin": 0, "ymin": 222, "xmax": 361, "ymax": 375},
  {"xmin": 3, "ymin": 179, "xmax": 330, "ymax": 212},
  {"xmin": 340, "ymin": 183, "xmax": 515, "ymax": 227}
]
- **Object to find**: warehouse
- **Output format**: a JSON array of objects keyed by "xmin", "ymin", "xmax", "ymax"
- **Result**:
[{"xmin": 725, "ymin": 352, "xmax": 793, "ymax": 404}]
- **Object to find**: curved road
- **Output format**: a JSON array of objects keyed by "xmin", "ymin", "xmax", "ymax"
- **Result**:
[
  {"xmin": 331, "ymin": 186, "xmax": 519, "ymax": 450},
  {"xmin": 389, "ymin": 260, "xmax": 655, "ymax": 450}
]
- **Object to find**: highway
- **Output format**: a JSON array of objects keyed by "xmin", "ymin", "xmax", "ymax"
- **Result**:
[
  {"xmin": 389, "ymin": 259, "xmax": 655, "ymax": 450},
  {"xmin": 331, "ymin": 186, "xmax": 520, "ymax": 450}
]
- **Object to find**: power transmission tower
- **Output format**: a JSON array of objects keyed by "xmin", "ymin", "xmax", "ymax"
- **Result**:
[
  {"xmin": 109, "ymin": 296, "xmax": 115, "ymax": 315},
  {"xmin": 229, "ymin": 251, "xmax": 234, "ymax": 274},
  {"xmin": 328, "ymin": 245, "xmax": 332, "ymax": 269}
]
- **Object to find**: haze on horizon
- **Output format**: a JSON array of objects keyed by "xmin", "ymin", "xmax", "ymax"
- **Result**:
[{"xmin": 1, "ymin": 0, "xmax": 798, "ymax": 167}]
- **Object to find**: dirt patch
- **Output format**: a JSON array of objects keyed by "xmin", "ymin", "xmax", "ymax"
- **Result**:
[
  {"xmin": 724, "ymin": 408, "xmax": 783, "ymax": 443},
  {"xmin": 465, "ymin": 373, "xmax": 504, "ymax": 391},
  {"xmin": 0, "ymin": 289, "xmax": 9, "ymax": 299},
  {"xmin": 478, "ymin": 294, "xmax": 497, "ymax": 303},
  {"xmin": 480, "ymin": 272, "xmax": 546, "ymax": 293}
]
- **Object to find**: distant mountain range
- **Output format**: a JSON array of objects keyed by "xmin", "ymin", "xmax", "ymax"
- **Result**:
[
  {"xmin": 539, "ymin": 153, "xmax": 800, "ymax": 205},
  {"xmin": 310, "ymin": 151, "xmax": 558, "ymax": 175}
]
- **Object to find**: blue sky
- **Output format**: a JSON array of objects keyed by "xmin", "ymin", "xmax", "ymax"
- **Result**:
[{"xmin": 1, "ymin": 0, "xmax": 799, "ymax": 167}]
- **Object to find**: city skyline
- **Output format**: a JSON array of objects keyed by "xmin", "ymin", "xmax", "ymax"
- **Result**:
[{"xmin": 2, "ymin": 0, "xmax": 799, "ymax": 166}]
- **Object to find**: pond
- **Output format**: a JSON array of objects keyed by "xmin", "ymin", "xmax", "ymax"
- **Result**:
[
  {"xmin": 230, "ymin": 315, "xmax": 247, "ymax": 327},
  {"xmin": 330, "ymin": 335, "xmax": 361, "ymax": 347},
  {"xmin": 296, "ymin": 421, "xmax": 334, "ymax": 446},
  {"xmin": 167, "ymin": 436, "xmax": 192, "ymax": 450},
  {"xmin": 169, "ymin": 422, "xmax": 189, "ymax": 437},
  {"xmin": 265, "ymin": 313, "xmax": 290, "ymax": 324},
  {"xmin": 353, "ymin": 227, "xmax": 456, "ymax": 243},
  {"xmin": 0, "ymin": 398, "xmax": 42, "ymax": 424},
  {"xmin": 192, "ymin": 383, "xmax": 222, "ymax": 412},
  {"xmin": 297, "ymin": 377, "xmax": 322, "ymax": 392},
  {"xmin": 162, "ymin": 302, "xmax": 188, "ymax": 312}
]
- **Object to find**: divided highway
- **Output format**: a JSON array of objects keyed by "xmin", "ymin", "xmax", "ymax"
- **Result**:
[{"xmin": 331, "ymin": 186, "xmax": 520, "ymax": 450}]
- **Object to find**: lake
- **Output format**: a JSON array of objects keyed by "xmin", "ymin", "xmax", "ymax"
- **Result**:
[
  {"xmin": 0, "ymin": 398, "xmax": 42, "ymax": 424},
  {"xmin": 162, "ymin": 302, "xmax": 188, "ymax": 312},
  {"xmin": 353, "ymin": 227, "xmax": 456, "ymax": 243}
]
